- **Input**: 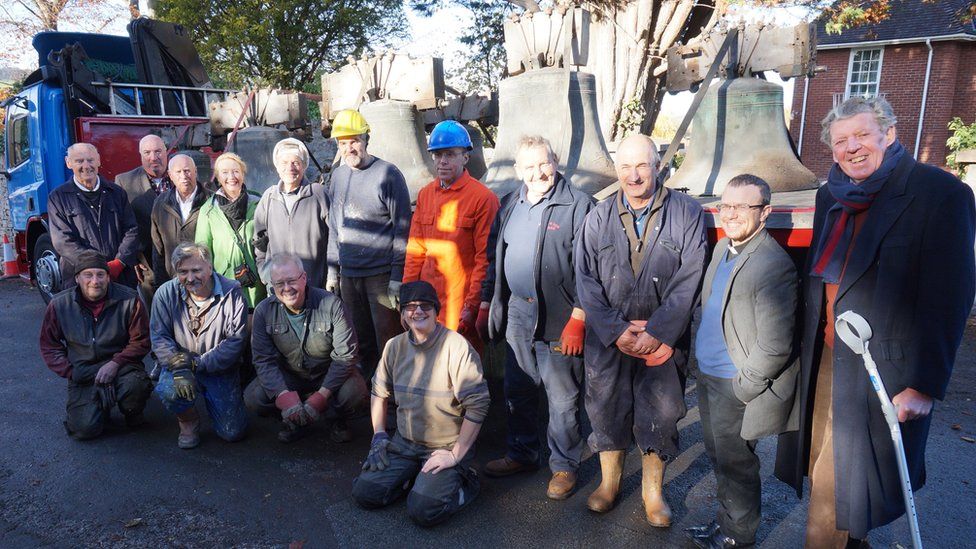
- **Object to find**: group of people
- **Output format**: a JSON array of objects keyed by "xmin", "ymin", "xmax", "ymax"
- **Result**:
[{"xmin": 38, "ymin": 96, "xmax": 974, "ymax": 546}]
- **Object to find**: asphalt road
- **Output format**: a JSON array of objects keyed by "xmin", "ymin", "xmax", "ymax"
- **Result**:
[{"xmin": 1, "ymin": 278, "xmax": 973, "ymax": 548}]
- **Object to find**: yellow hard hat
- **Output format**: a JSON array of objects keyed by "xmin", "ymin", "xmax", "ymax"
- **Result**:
[{"xmin": 331, "ymin": 109, "xmax": 369, "ymax": 139}]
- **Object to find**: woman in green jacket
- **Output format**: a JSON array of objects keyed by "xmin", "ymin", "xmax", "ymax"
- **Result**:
[{"xmin": 195, "ymin": 152, "xmax": 266, "ymax": 309}]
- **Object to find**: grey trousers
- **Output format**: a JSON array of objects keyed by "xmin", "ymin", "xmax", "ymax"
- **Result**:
[
  {"xmin": 339, "ymin": 273, "xmax": 403, "ymax": 381},
  {"xmin": 65, "ymin": 366, "xmax": 153, "ymax": 440},
  {"xmin": 698, "ymin": 373, "xmax": 761, "ymax": 545},
  {"xmin": 352, "ymin": 433, "xmax": 480, "ymax": 527},
  {"xmin": 504, "ymin": 295, "xmax": 584, "ymax": 472}
]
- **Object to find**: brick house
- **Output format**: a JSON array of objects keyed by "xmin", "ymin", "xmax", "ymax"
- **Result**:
[{"xmin": 789, "ymin": 0, "xmax": 976, "ymax": 179}]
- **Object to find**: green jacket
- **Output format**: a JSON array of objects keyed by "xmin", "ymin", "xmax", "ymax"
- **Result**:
[{"xmin": 195, "ymin": 193, "xmax": 266, "ymax": 308}]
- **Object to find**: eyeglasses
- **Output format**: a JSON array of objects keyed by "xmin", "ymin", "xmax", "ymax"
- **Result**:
[
  {"xmin": 271, "ymin": 273, "xmax": 305, "ymax": 290},
  {"xmin": 402, "ymin": 303, "xmax": 435, "ymax": 313},
  {"xmin": 716, "ymin": 203, "xmax": 766, "ymax": 214}
]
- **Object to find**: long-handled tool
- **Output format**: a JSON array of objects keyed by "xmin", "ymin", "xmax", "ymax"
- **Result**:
[{"xmin": 835, "ymin": 310, "xmax": 923, "ymax": 549}]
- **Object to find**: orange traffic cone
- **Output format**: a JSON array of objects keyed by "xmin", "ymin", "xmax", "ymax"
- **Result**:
[{"xmin": 2, "ymin": 235, "xmax": 20, "ymax": 278}]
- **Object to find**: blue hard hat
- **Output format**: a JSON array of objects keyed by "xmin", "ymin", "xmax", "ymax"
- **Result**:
[{"xmin": 427, "ymin": 120, "xmax": 473, "ymax": 152}]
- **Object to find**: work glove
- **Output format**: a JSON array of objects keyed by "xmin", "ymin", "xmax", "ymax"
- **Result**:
[
  {"xmin": 457, "ymin": 305, "xmax": 477, "ymax": 336},
  {"xmin": 325, "ymin": 273, "xmax": 339, "ymax": 295},
  {"xmin": 276, "ymin": 390, "xmax": 310, "ymax": 427},
  {"xmin": 172, "ymin": 368, "xmax": 196, "ymax": 401},
  {"xmin": 107, "ymin": 259, "xmax": 125, "ymax": 281},
  {"xmin": 303, "ymin": 390, "xmax": 329, "ymax": 422},
  {"xmin": 559, "ymin": 317, "xmax": 585, "ymax": 356},
  {"xmin": 94, "ymin": 383, "xmax": 117, "ymax": 413},
  {"xmin": 363, "ymin": 432, "xmax": 391, "ymax": 472},
  {"xmin": 475, "ymin": 305, "xmax": 491, "ymax": 343},
  {"xmin": 387, "ymin": 280, "xmax": 401, "ymax": 310},
  {"xmin": 623, "ymin": 320, "xmax": 674, "ymax": 366},
  {"xmin": 168, "ymin": 351, "xmax": 198, "ymax": 401}
]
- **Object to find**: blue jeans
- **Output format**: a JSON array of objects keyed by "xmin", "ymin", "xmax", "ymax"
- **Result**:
[
  {"xmin": 155, "ymin": 368, "xmax": 248, "ymax": 441},
  {"xmin": 504, "ymin": 296, "xmax": 584, "ymax": 472}
]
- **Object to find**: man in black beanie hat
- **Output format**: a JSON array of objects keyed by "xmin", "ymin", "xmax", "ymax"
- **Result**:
[
  {"xmin": 39, "ymin": 251, "xmax": 153, "ymax": 439},
  {"xmin": 352, "ymin": 280, "xmax": 489, "ymax": 526}
]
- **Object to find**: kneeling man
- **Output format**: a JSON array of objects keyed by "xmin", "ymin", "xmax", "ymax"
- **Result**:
[
  {"xmin": 151, "ymin": 242, "xmax": 249, "ymax": 448},
  {"xmin": 352, "ymin": 281, "xmax": 489, "ymax": 527},
  {"xmin": 40, "ymin": 252, "xmax": 153, "ymax": 439},
  {"xmin": 246, "ymin": 253, "xmax": 369, "ymax": 443}
]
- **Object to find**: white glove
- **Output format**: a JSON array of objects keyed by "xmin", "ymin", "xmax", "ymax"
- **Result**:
[{"xmin": 387, "ymin": 280, "xmax": 401, "ymax": 309}]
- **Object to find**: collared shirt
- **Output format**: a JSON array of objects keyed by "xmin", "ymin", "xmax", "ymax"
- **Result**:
[
  {"xmin": 624, "ymin": 200, "xmax": 652, "ymax": 239},
  {"xmin": 73, "ymin": 177, "xmax": 100, "ymax": 193},
  {"xmin": 150, "ymin": 176, "xmax": 171, "ymax": 195},
  {"xmin": 502, "ymin": 185, "xmax": 553, "ymax": 299},
  {"xmin": 175, "ymin": 187, "xmax": 198, "ymax": 222}
]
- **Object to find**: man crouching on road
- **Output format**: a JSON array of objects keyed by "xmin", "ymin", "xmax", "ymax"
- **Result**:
[
  {"xmin": 151, "ymin": 242, "xmax": 249, "ymax": 449},
  {"xmin": 245, "ymin": 252, "xmax": 369, "ymax": 444},
  {"xmin": 352, "ymin": 281, "xmax": 489, "ymax": 527},
  {"xmin": 40, "ymin": 251, "xmax": 153, "ymax": 439}
]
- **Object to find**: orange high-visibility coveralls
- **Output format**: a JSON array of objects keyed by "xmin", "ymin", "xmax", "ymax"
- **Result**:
[{"xmin": 404, "ymin": 171, "xmax": 500, "ymax": 339}]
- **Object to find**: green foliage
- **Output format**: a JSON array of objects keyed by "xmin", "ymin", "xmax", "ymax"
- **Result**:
[
  {"xmin": 154, "ymin": 0, "xmax": 407, "ymax": 90},
  {"xmin": 946, "ymin": 117, "xmax": 976, "ymax": 170},
  {"xmin": 410, "ymin": 0, "xmax": 511, "ymax": 93}
]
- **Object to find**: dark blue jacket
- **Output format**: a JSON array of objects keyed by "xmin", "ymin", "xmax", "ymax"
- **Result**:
[
  {"xmin": 47, "ymin": 177, "xmax": 140, "ymax": 286},
  {"xmin": 775, "ymin": 154, "xmax": 976, "ymax": 538},
  {"xmin": 482, "ymin": 174, "xmax": 594, "ymax": 341},
  {"xmin": 575, "ymin": 187, "xmax": 707, "ymax": 350}
]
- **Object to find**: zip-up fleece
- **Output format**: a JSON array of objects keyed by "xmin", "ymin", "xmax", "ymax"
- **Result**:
[{"xmin": 253, "ymin": 179, "xmax": 331, "ymax": 288}]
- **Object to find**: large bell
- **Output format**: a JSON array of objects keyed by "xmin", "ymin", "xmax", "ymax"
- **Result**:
[
  {"xmin": 175, "ymin": 149, "xmax": 215, "ymax": 192},
  {"xmin": 359, "ymin": 100, "xmax": 436, "ymax": 201},
  {"xmin": 226, "ymin": 126, "xmax": 290, "ymax": 195},
  {"xmin": 484, "ymin": 68, "xmax": 616, "ymax": 198},
  {"xmin": 667, "ymin": 77, "xmax": 818, "ymax": 196}
]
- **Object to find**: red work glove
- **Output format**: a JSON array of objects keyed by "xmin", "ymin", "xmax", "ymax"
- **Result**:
[
  {"xmin": 107, "ymin": 259, "xmax": 125, "ymax": 280},
  {"xmin": 457, "ymin": 305, "xmax": 477, "ymax": 335},
  {"xmin": 303, "ymin": 390, "xmax": 329, "ymax": 422},
  {"xmin": 624, "ymin": 320, "xmax": 674, "ymax": 367},
  {"xmin": 559, "ymin": 317, "xmax": 585, "ymax": 356},
  {"xmin": 475, "ymin": 306, "xmax": 491, "ymax": 343},
  {"xmin": 275, "ymin": 390, "xmax": 308, "ymax": 426}
]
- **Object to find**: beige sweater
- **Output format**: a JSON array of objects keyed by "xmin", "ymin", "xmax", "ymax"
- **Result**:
[{"xmin": 372, "ymin": 323, "xmax": 490, "ymax": 448}]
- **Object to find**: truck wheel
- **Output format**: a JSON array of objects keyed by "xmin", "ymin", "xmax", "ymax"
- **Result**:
[{"xmin": 33, "ymin": 234, "xmax": 61, "ymax": 303}]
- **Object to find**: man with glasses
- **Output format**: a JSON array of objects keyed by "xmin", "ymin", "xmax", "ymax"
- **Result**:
[
  {"xmin": 150, "ymin": 242, "xmax": 249, "ymax": 449},
  {"xmin": 246, "ymin": 252, "xmax": 368, "ymax": 443},
  {"xmin": 404, "ymin": 121, "xmax": 499, "ymax": 349},
  {"xmin": 685, "ymin": 174, "xmax": 799, "ymax": 549},
  {"xmin": 39, "ymin": 251, "xmax": 153, "ymax": 439},
  {"xmin": 352, "ymin": 280, "xmax": 489, "ymax": 526}
]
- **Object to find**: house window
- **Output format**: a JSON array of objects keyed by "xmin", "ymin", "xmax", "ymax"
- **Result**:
[{"xmin": 846, "ymin": 48, "xmax": 883, "ymax": 99}]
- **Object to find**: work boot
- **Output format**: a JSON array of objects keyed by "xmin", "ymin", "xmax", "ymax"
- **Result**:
[
  {"xmin": 586, "ymin": 450, "xmax": 625, "ymax": 513},
  {"xmin": 277, "ymin": 422, "xmax": 313, "ymax": 444},
  {"xmin": 176, "ymin": 408, "xmax": 200, "ymax": 449},
  {"xmin": 329, "ymin": 418, "xmax": 353, "ymax": 443},
  {"xmin": 484, "ymin": 456, "xmax": 536, "ymax": 478},
  {"xmin": 124, "ymin": 412, "xmax": 147, "ymax": 428},
  {"xmin": 641, "ymin": 451, "xmax": 672, "ymax": 527},
  {"xmin": 546, "ymin": 471, "xmax": 577, "ymax": 500}
]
